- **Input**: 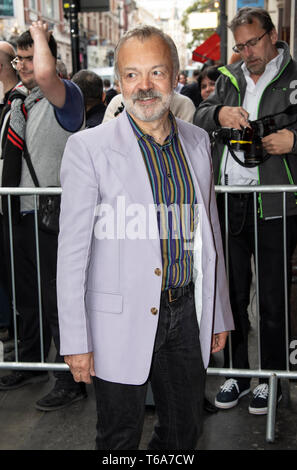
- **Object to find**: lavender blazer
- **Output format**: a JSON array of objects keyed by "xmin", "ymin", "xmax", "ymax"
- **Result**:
[{"xmin": 57, "ymin": 111, "xmax": 234, "ymax": 385}]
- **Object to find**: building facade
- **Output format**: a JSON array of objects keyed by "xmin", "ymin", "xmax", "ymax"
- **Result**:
[
  {"xmin": 158, "ymin": 5, "xmax": 189, "ymax": 70},
  {"xmin": 1, "ymin": 1, "xmax": 295, "ymax": 74},
  {"xmin": 0, "ymin": 0, "xmax": 140, "ymax": 74}
]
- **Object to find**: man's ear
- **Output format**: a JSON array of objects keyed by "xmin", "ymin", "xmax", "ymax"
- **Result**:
[
  {"xmin": 270, "ymin": 28, "xmax": 278, "ymax": 46},
  {"xmin": 173, "ymin": 74, "xmax": 178, "ymax": 89}
]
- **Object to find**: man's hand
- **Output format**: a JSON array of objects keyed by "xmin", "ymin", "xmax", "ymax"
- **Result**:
[
  {"xmin": 29, "ymin": 20, "xmax": 66, "ymax": 108},
  {"xmin": 64, "ymin": 352, "xmax": 95, "ymax": 384},
  {"xmin": 211, "ymin": 331, "xmax": 229, "ymax": 354},
  {"xmin": 262, "ymin": 129, "xmax": 295, "ymax": 155},
  {"xmin": 218, "ymin": 106, "xmax": 250, "ymax": 130},
  {"xmin": 29, "ymin": 21, "xmax": 52, "ymax": 43}
]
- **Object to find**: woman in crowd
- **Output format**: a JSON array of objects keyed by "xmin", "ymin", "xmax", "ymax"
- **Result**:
[{"xmin": 198, "ymin": 65, "xmax": 221, "ymax": 101}]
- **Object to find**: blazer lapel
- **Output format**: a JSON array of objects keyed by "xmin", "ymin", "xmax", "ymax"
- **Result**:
[
  {"xmin": 177, "ymin": 123, "xmax": 206, "ymax": 209},
  {"xmin": 107, "ymin": 111, "xmax": 161, "ymax": 259},
  {"xmin": 108, "ymin": 112, "xmax": 156, "ymax": 208}
]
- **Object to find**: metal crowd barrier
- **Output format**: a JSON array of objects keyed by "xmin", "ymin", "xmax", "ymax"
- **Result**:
[
  {"xmin": 210, "ymin": 184, "xmax": 297, "ymax": 443},
  {"xmin": 0, "ymin": 186, "xmax": 297, "ymax": 446}
]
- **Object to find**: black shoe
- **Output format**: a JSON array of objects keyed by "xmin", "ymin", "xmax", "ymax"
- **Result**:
[
  {"xmin": 35, "ymin": 385, "xmax": 87, "ymax": 411},
  {"xmin": 0, "ymin": 371, "xmax": 49, "ymax": 390},
  {"xmin": 248, "ymin": 383, "xmax": 282, "ymax": 415},
  {"xmin": 204, "ymin": 397, "xmax": 218, "ymax": 413},
  {"xmin": 215, "ymin": 378, "xmax": 250, "ymax": 409}
]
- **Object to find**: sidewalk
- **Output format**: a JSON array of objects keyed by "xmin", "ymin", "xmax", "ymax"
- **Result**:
[
  {"xmin": 0, "ymin": 358, "xmax": 297, "ymax": 450},
  {"xmin": 1, "ymin": 292, "xmax": 297, "ymax": 450}
]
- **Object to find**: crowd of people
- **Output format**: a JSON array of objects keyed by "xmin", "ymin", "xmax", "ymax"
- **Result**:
[{"xmin": 0, "ymin": 5, "xmax": 296, "ymax": 450}]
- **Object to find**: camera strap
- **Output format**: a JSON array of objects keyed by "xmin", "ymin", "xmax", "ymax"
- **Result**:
[{"xmin": 226, "ymin": 143, "xmax": 271, "ymax": 168}]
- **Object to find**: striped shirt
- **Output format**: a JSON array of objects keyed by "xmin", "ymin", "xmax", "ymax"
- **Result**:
[{"xmin": 127, "ymin": 111, "xmax": 197, "ymax": 290}]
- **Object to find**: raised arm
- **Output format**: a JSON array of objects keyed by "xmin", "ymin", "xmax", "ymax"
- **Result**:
[{"xmin": 29, "ymin": 21, "xmax": 66, "ymax": 108}]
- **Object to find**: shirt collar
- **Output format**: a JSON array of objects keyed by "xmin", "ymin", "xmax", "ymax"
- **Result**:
[{"xmin": 127, "ymin": 110, "xmax": 178, "ymax": 146}]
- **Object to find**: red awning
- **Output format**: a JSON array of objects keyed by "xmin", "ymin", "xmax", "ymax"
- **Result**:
[{"xmin": 192, "ymin": 32, "xmax": 221, "ymax": 63}]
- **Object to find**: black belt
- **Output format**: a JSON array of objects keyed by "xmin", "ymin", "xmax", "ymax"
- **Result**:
[{"xmin": 163, "ymin": 282, "xmax": 194, "ymax": 303}]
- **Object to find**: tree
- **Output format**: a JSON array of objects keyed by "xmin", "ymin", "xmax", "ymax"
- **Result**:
[{"xmin": 181, "ymin": 0, "xmax": 218, "ymax": 50}]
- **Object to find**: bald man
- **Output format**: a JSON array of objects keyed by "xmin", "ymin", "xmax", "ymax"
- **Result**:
[{"xmin": 0, "ymin": 41, "xmax": 18, "ymax": 111}]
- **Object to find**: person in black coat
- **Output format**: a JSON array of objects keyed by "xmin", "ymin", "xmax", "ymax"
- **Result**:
[
  {"xmin": 72, "ymin": 70, "xmax": 106, "ymax": 127},
  {"xmin": 103, "ymin": 78, "xmax": 118, "ymax": 106},
  {"xmin": 180, "ymin": 69, "xmax": 202, "ymax": 108}
]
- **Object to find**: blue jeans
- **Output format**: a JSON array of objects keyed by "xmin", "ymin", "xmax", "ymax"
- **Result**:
[{"xmin": 93, "ymin": 284, "xmax": 206, "ymax": 450}]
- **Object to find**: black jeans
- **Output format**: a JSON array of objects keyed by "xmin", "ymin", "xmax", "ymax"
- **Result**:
[
  {"xmin": 4, "ymin": 213, "xmax": 76, "ymax": 387},
  {"xmin": 217, "ymin": 194, "xmax": 297, "ymax": 385},
  {"xmin": 93, "ymin": 284, "xmax": 206, "ymax": 450}
]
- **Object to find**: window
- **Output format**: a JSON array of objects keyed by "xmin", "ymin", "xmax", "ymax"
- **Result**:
[
  {"xmin": 42, "ymin": 0, "xmax": 58, "ymax": 20},
  {"xmin": 29, "ymin": 0, "xmax": 37, "ymax": 10}
]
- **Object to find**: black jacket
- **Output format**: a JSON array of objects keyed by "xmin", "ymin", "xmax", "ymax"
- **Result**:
[
  {"xmin": 180, "ymin": 81, "xmax": 202, "ymax": 108},
  {"xmin": 86, "ymin": 102, "xmax": 106, "ymax": 128}
]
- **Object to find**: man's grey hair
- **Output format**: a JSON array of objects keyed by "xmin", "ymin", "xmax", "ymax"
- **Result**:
[
  {"xmin": 114, "ymin": 25, "xmax": 180, "ymax": 85},
  {"xmin": 56, "ymin": 59, "xmax": 68, "ymax": 79},
  {"xmin": 229, "ymin": 7, "xmax": 275, "ymax": 34}
]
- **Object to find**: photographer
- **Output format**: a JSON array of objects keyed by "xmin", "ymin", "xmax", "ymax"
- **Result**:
[{"xmin": 194, "ymin": 7, "xmax": 297, "ymax": 415}]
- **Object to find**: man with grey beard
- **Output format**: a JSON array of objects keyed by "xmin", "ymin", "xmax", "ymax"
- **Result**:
[
  {"xmin": 102, "ymin": 88, "xmax": 196, "ymax": 124},
  {"xmin": 194, "ymin": 7, "xmax": 297, "ymax": 415},
  {"xmin": 57, "ymin": 25, "xmax": 233, "ymax": 450}
]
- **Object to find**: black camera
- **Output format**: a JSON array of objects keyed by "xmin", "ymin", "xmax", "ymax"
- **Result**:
[{"xmin": 212, "ymin": 104, "xmax": 297, "ymax": 168}]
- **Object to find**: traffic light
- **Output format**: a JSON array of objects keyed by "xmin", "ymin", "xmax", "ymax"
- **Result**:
[
  {"xmin": 63, "ymin": 1, "xmax": 110, "ymax": 27},
  {"xmin": 63, "ymin": 2, "xmax": 71, "ymax": 20},
  {"xmin": 63, "ymin": 1, "xmax": 110, "ymax": 15},
  {"xmin": 62, "ymin": 1, "xmax": 110, "ymax": 74},
  {"xmin": 79, "ymin": 0, "xmax": 110, "ymax": 12}
]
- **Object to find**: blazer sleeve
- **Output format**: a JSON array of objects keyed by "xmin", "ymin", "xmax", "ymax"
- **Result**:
[
  {"xmin": 57, "ymin": 132, "xmax": 99, "ymax": 355},
  {"xmin": 205, "ymin": 137, "xmax": 234, "ymax": 333}
]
